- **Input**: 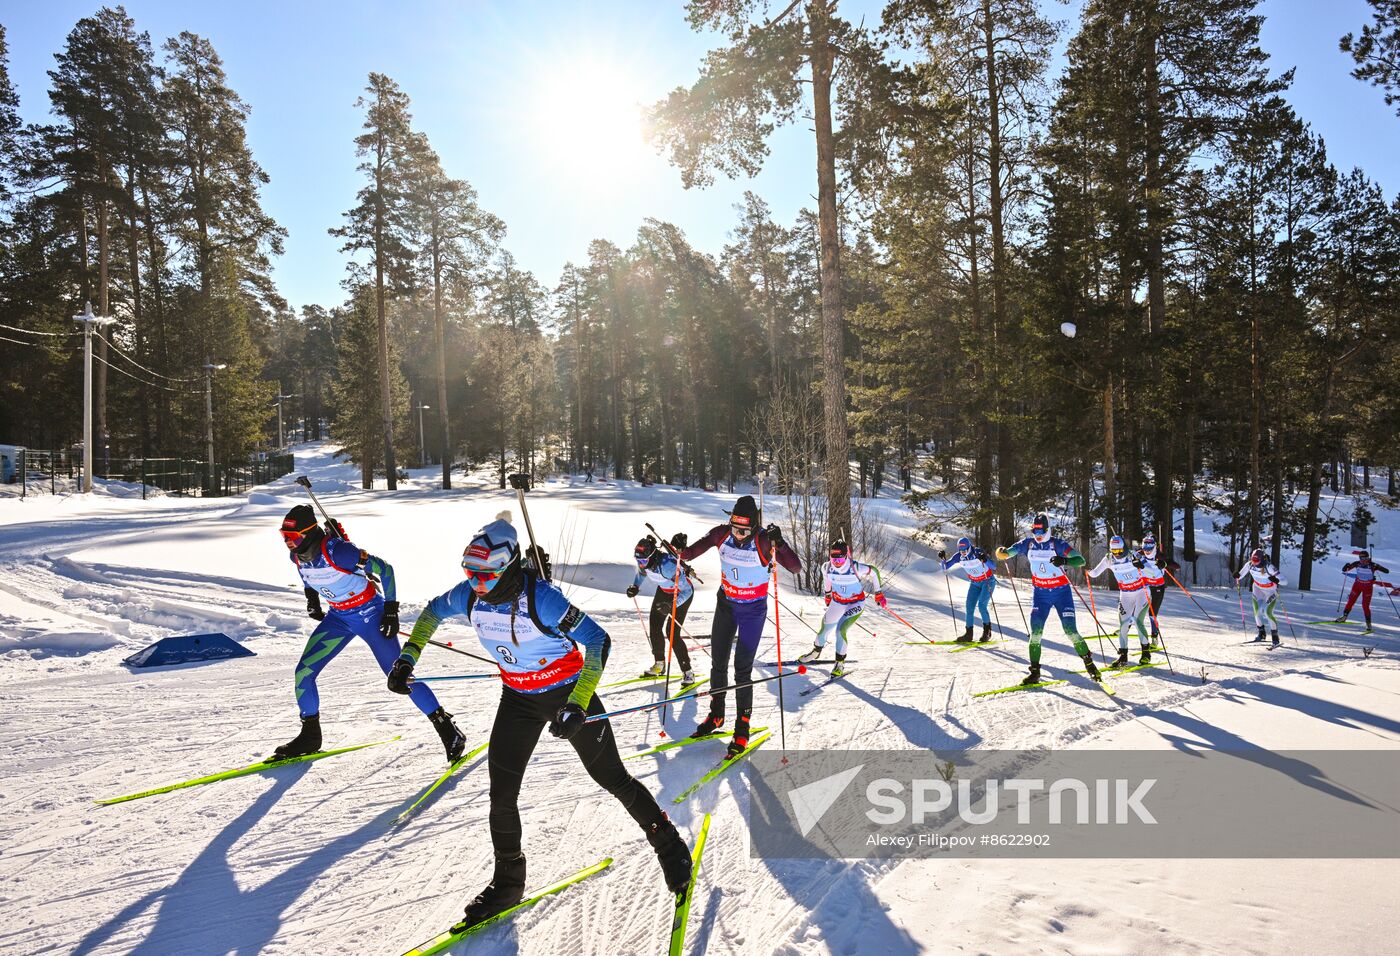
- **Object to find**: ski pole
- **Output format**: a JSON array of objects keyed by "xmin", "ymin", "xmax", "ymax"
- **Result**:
[
  {"xmin": 585, "ymin": 668, "xmax": 807, "ymax": 723},
  {"xmin": 631, "ymin": 596, "xmax": 651, "ymax": 644},
  {"xmin": 1335, "ymin": 574, "xmax": 1348, "ymax": 616},
  {"xmin": 414, "ymin": 673, "xmax": 496, "ymax": 682},
  {"xmin": 1000, "ymin": 558, "xmax": 1031, "ymax": 634},
  {"xmin": 942, "ymin": 564, "xmax": 957, "ymax": 637},
  {"xmin": 1075, "ymin": 576, "xmax": 1108, "ymax": 660},
  {"xmin": 1162, "ymin": 566, "xmax": 1216, "ymax": 623},
  {"xmin": 881, "ymin": 604, "xmax": 933, "ymax": 642},
  {"xmin": 295, "ymin": 475, "xmax": 344, "ymax": 538},
  {"xmin": 777, "ymin": 596, "xmax": 822, "ymax": 636},
  {"xmin": 397, "ymin": 628, "xmax": 498, "ymax": 667},
  {"xmin": 507, "ymin": 472, "xmax": 551, "ymax": 582},
  {"xmin": 1141, "ymin": 595, "xmax": 1176, "ymax": 675},
  {"xmin": 1383, "ymin": 584, "xmax": 1400, "ymax": 624},
  {"xmin": 1275, "ymin": 594, "xmax": 1299, "ymax": 645},
  {"xmin": 661, "ymin": 558, "xmax": 683, "ymax": 730},
  {"xmin": 644, "ymin": 522, "xmax": 704, "ymax": 583},
  {"xmin": 759, "ymin": 475, "xmax": 787, "ymax": 754},
  {"xmin": 1236, "ymin": 582, "xmax": 1248, "ymax": 631}
]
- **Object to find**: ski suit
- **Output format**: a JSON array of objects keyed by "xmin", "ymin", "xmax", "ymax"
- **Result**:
[
  {"xmin": 291, "ymin": 537, "xmax": 441, "ymax": 719},
  {"xmin": 1342, "ymin": 559, "xmax": 1390, "ymax": 625},
  {"xmin": 1237, "ymin": 561, "xmax": 1284, "ymax": 631},
  {"xmin": 402, "ymin": 571, "xmax": 665, "ymax": 859},
  {"xmin": 1088, "ymin": 552, "xmax": 1151, "ymax": 651},
  {"xmin": 631, "ymin": 550, "xmax": 695, "ymax": 671},
  {"xmin": 997, "ymin": 536, "xmax": 1089, "ymax": 666},
  {"xmin": 939, "ymin": 548, "xmax": 998, "ymax": 628},
  {"xmin": 681, "ymin": 526, "xmax": 800, "ymax": 721},
  {"xmin": 817, "ymin": 558, "xmax": 882, "ymax": 657}
]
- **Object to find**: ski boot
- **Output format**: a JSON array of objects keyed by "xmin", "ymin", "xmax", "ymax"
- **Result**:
[
  {"xmin": 455, "ymin": 851, "xmax": 527, "ymax": 930},
  {"xmin": 272, "ymin": 714, "xmax": 321, "ymax": 760},
  {"xmin": 796, "ymin": 644, "xmax": 824, "ymax": 663},
  {"xmin": 1333, "ymin": 615, "xmax": 1348, "ymax": 624},
  {"xmin": 1081, "ymin": 653, "xmax": 1103, "ymax": 682},
  {"xmin": 1150, "ymin": 629, "xmax": 1162, "ymax": 650},
  {"xmin": 681, "ymin": 669, "xmax": 697, "ymax": 686},
  {"xmin": 1139, "ymin": 646, "xmax": 1153, "ymax": 666},
  {"xmin": 1271, "ymin": 630, "xmax": 1281, "ymax": 647},
  {"xmin": 1253, "ymin": 625, "xmax": 1266, "ymax": 643},
  {"xmin": 645, "ymin": 813, "xmax": 693, "ymax": 895},
  {"xmin": 690, "ymin": 712, "xmax": 724, "ymax": 739},
  {"xmin": 1110, "ymin": 648, "xmax": 1130, "ymax": 668},
  {"xmin": 429, "ymin": 707, "xmax": 467, "ymax": 763},
  {"xmin": 725, "ymin": 713, "xmax": 751, "ymax": 760},
  {"xmin": 980, "ymin": 622, "xmax": 993, "ymax": 643},
  {"xmin": 1363, "ymin": 624, "xmax": 1374, "ymax": 634},
  {"xmin": 1020, "ymin": 663, "xmax": 1042, "ymax": 686},
  {"xmin": 640, "ymin": 661, "xmax": 665, "ymax": 678},
  {"xmin": 832, "ymin": 654, "xmax": 847, "ymax": 678},
  {"xmin": 955, "ymin": 626, "xmax": 975, "ymax": 644}
]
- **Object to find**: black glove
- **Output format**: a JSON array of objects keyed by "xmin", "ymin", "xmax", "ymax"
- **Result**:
[
  {"xmin": 326, "ymin": 519, "xmax": 346, "ymax": 539},
  {"xmin": 305, "ymin": 587, "xmax": 325, "ymax": 621},
  {"xmin": 938, "ymin": 549, "xmax": 947, "ymax": 560},
  {"xmin": 387, "ymin": 657, "xmax": 414, "ymax": 695},
  {"xmin": 528, "ymin": 548, "xmax": 552, "ymax": 579},
  {"xmin": 765, "ymin": 524, "xmax": 784, "ymax": 546},
  {"xmin": 625, "ymin": 584, "xmax": 640, "ymax": 598},
  {"xmin": 549, "ymin": 701, "xmax": 587, "ymax": 740},
  {"xmin": 1132, "ymin": 558, "xmax": 1145, "ymax": 569},
  {"xmin": 379, "ymin": 600, "xmax": 399, "ymax": 638},
  {"xmin": 1050, "ymin": 554, "xmax": 1066, "ymax": 567},
  {"xmin": 1268, "ymin": 574, "xmax": 1279, "ymax": 584},
  {"xmin": 1342, "ymin": 561, "xmax": 1356, "ymax": 572},
  {"xmin": 670, "ymin": 532, "xmax": 688, "ymax": 550}
]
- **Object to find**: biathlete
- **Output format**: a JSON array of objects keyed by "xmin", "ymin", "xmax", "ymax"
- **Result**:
[
  {"xmin": 1336, "ymin": 551, "xmax": 1389, "ymax": 633},
  {"xmin": 1237, "ymin": 548, "xmax": 1284, "ymax": 646},
  {"xmin": 1086, "ymin": 534, "xmax": 1153, "ymax": 667},
  {"xmin": 995, "ymin": 513, "xmax": 1102, "ymax": 685},
  {"xmin": 388, "ymin": 516, "xmax": 691, "ymax": 927},
  {"xmin": 1135, "ymin": 534, "xmax": 1179, "ymax": 643},
  {"xmin": 679, "ymin": 494, "xmax": 800, "ymax": 757},
  {"xmin": 276, "ymin": 504, "xmax": 464, "ymax": 762},
  {"xmin": 796, "ymin": 539, "xmax": 884, "ymax": 676},
  {"xmin": 626, "ymin": 533, "xmax": 697, "ymax": 684},
  {"xmin": 936, "ymin": 536, "xmax": 998, "ymax": 642}
]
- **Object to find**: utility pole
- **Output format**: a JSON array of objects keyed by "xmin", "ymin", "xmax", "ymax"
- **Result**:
[
  {"xmin": 271, "ymin": 392, "xmax": 296, "ymax": 449},
  {"xmin": 415, "ymin": 400, "xmax": 431, "ymax": 469},
  {"xmin": 72, "ymin": 302, "xmax": 115, "ymax": 493},
  {"xmin": 203, "ymin": 359, "xmax": 227, "ymax": 493}
]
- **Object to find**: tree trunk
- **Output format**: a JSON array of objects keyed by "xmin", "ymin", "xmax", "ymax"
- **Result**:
[
  {"xmin": 432, "ymin": 233, "xmax": 451, "ymax": 489},
  {"xmin": 809, "ymin": 2, "xmax": 852, "ymax": 542},
  {"xmin": 96, "ymin": 194, "xmax": 110, "ymax": 472},
  {"xmin": 374, "ymin": 128, "xmax": 397, "ymax": 490}
]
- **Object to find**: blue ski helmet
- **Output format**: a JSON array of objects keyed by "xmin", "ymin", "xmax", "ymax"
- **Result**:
[
  {"xmin": 1142, "ymin": 534, "xmax": 1157, "ymax": 555},
  {"xmin": 1109, "ymin": 534, "xmax": 1126, "ymax": 555},
  {"xmin": 1031, "ymin": 514, "xmax": 1050, "ymax": 542},
  {"xmin": 956, "ymin": 536, "xmax": 973, "ymax": 554}
]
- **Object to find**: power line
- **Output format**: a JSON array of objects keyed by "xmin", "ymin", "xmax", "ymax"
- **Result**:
[
  {"xmin": 95, "ymin": 331, "xmax": 200, "ymax": 383},
  {"xmin": 0, "ymin": 332, "xmax": 71, "ymax": 348},
  {"xmin": 91, "ymin": 351, "xmax": 201, "ymax": 394},
  {"xmin": 0, "ymin": 322, "xmax": 79, "ymax": 337}
]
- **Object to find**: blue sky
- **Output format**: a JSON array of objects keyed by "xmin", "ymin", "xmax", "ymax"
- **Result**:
[{"xmin": 4, "ymin": 0, "xmax": 1396, "ymax": 313}]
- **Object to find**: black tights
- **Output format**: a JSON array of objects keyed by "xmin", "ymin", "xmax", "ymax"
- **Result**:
[
  {"xmin": 487, "ymin": 682, "xmax": 663, "ymax": 857},
  {"xmin": 648, "ymin": 590, "xmax": 693, "ymax": 671}
]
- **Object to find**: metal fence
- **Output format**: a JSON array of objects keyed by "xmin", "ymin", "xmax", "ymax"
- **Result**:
[{"xmin": 0, "ymin": 448, "xmax": 294, "ymax": 499}]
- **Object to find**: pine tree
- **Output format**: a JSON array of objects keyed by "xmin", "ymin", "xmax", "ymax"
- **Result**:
[{"xmin": 1341, "ymin": 1, "xmax": 1400, "ymax": 114}]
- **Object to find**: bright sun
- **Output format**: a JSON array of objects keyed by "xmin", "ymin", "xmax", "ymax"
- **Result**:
[{"xmin": 527, "ymin": 58, "xmax": 651, "ymax": 189}]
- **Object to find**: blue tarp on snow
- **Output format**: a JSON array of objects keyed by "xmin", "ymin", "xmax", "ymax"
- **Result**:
[{"xmin": 123, "ymin": 632, "xmax": 255, "ymax": 668}]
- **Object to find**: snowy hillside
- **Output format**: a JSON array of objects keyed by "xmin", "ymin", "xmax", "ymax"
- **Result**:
[{"xmin": 1, "ymin": 442, "xmax": 1396, "ymax": 956}]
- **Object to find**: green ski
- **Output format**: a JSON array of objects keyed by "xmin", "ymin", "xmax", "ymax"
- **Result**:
[
  {"xmin": 973, "ymin": 673, "xmax": 1116, "ymax": 698},
  {"xmin": 673, "ymin": 731, "xmax": 772, "ymax": 804},
  {"xmin": 904, "ymin": 640, "xmax": 973, "ymax": 646},
  {"xmin": 400, "ymin": 858, "xmax": 614, "ymax": 956},
  {"xmin": 626, "ymin": 727, "xmax": 767, "ymax": 760},
  {"xmin": 95, "ymin": 736, "xmax": 401, "ymax": 806},
  {"xmin": 1305, "ymin": 619, "xmax": 1363, "ymax": 626},
  {"xmin": 605, "ymin": 675, "xmax": 710, "ymax": 692},
  {"xmin": 948, "ymin": 640, "xmax": 1009, "ymax": 653},
  {"xmin": 396, "ymin": 742, "xmax": 489, "ymax": 825},
  {"xmin": 669, "ymin": 813, "xmax": 712, "ymax": 956}
]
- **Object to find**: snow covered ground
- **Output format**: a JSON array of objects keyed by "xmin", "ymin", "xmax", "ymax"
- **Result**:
[{"xmin": 1, "ymin": 442, "xmax": 1396, "ymax": 955}]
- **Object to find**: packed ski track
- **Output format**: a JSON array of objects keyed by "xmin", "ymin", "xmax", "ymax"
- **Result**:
[{"xmin": 1, "ymin": 442, "xmax": 1396, "ymax": 956}]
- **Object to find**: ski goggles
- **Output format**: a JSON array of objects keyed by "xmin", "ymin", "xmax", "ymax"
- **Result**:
[
  {"xmin": 280, "ymin": 525, "xmax": 316, "ymax": 549},
  {"xmin": 463, "ymin": 566, "xmax": 503, "ymax": 587},
  {"xmin": 730, "ymin": 522, "xmax": 754, "ymax": 538},
  {"xmin": 829, "ymin": 552, "xmax": 849, "ymax": 567},
  {"xmin": 1031, "ymin": 526, "xmax": 1049, "ymax": 542}
]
